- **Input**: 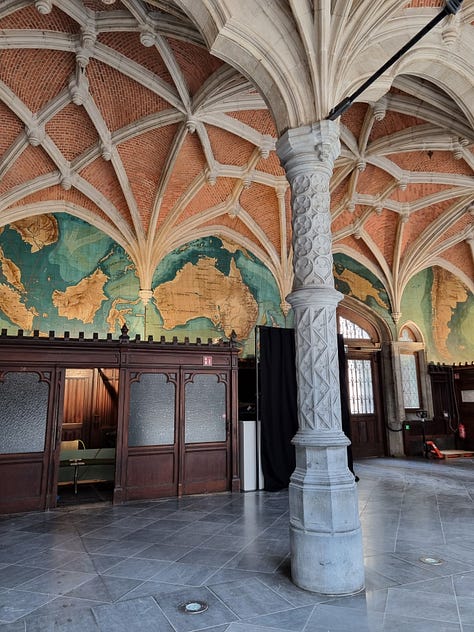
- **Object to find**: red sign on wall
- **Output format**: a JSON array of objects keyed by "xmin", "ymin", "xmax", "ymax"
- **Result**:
[{"xmin": 203, "ymin": 355, "xmax": 213, "ymax": 366}]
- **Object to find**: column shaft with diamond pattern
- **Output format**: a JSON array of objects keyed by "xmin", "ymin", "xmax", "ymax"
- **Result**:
[{"xmin": 276, "ymin": 121, "xmax": 364, "ymax": 595}]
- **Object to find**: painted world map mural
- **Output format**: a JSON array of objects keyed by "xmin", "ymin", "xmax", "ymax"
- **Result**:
[
  {"xmin": 0, "ymin": 214, "xmax": 286, "ymax": 356},
  {"xmin": 0, "ymin": 213, "xmax": 472, "ymax": 361}
]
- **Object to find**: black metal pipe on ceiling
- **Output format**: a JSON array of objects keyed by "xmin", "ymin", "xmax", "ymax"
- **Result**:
[{"xmin": 327, "ymin": 0, "xmax": 464, "ymax": 120}]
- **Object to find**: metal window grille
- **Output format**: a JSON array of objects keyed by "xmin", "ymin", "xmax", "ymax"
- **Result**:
[
  {"xmin": 339, "ymin": 316, "xmax": 371, "ymax": 339},
  {"xmin": 347, "ymin": 359, "xmax": 375, "ymax": 414}
]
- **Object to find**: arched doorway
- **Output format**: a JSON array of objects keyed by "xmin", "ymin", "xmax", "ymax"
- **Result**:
[{"xmin": 338, "ymin": 306, "xmax": 387, "ymax": 458}]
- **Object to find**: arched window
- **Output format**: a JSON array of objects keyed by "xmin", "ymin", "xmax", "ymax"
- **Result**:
[
  {"xmin": 339, "ymin": 316, "xmax": 371, "ymax": 340},
  {"xmin": 399, "ymin": 325, "xmax": 422, "ymax": 410},
  {"xmin": 338, "ymin": 314, "xmax": 378, "ymax": 416}
]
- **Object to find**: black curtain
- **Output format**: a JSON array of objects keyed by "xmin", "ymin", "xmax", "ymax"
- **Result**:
[
  {"xmin": 337, "ymin": 333, "xmax": 354, "ymax": 475},
  {"xmin": 259, "ymin": 326, "xmax": 298, "ymax": 491},
  {"xmin": 258, "ymin": 328, "xmax": 355, "ymax": 491}
]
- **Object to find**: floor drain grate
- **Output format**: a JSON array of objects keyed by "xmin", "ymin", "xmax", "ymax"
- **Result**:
[
  {"xmin": 419, "ymin": 556, "xmax": 443, "ymax": 565},
  {"xmin": 180, "ymin": 601, "xmax": 208, "ymax": 614}
]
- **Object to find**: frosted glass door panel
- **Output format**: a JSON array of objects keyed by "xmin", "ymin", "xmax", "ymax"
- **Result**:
[
  {"xmin": 400, "ymin": 354, "xmax": 420, "ymax": 409},
  {"xmin": 185, "ymin": 374, "xmax": 226, "ymax": 444},
  {"xmin": 128, "ymin": 373, "xmax": 175, "ymax": 446},
  {"xmin": 0, "ymin": 372, "xmax": 49, "ymax": 454}
]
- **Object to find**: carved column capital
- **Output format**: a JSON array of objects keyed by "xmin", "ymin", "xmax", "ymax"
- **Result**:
[{"xmin": 276, "ymin": 120, "xmax": 340, "ymax": 180}]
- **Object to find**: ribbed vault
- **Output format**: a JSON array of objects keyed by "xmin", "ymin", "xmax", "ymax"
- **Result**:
[{"xmin": 0, "ymin": 0, "xmax": 472, "ymax": 325}]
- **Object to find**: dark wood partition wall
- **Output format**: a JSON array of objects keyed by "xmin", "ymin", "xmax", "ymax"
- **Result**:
[
  {"xmin": 0, "ymin": 331, "xmax": 240, "ymax": 514},
  {"xmin": 428, "ymin": 362, "xmax": 474, "ymax": 451}
]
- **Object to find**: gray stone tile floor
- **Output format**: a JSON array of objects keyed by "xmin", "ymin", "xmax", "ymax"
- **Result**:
[{"xmin": 1, "ymin": 456, "xmax": 474, "ymax": 630}]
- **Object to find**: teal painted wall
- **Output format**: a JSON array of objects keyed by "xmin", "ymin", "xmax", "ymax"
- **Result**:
[
  {"xmin": 0, "ymin": 214, "xmax": 472, "ymax": 362},
  {"xmin": 400, "ymin": 268, "xmax": 474, "ymax": 363}
]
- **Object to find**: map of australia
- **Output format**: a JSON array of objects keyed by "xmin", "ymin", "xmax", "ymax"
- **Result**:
[{"xmin": 153, "ymin": 257, "xmax": 258, "ymax": 340}]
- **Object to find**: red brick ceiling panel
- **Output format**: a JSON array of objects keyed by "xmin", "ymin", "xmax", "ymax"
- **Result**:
[
  {"xmin": 0, "ymin": 5, "xmax": 79, "ymax": 32},
  {"xmin": 240, "ymin": 183, "xmax": 281, "ymax": 252},
  {"xmin": 254, "ymin": 152, "xmax": 286, "ymax": 177},
  {"xmin": 87, "ymin": 59, "xmax": 170, "ymax": 132},
  {"xmin": 332, "ymin": 208, "xmax": 359, "ymax": 234},
  {"xmin": 0, "ymin": 103, "xmax": 23, "ymax": 153},
  {"xmin": 116, "ymin": 124, "xmax": 179, "ymax": 231},
  {"xmin": 364, "ymin": 211, "xmax": 400, "ymax": 267},
  {"xmin": 46, "ymin": 104, "xmax": 99, "ymax": 162},
  {"xmin": 167, "ymin": 38, "xmax": 223, "ymax": 97},
  {"xmin": 179, "ymin": 177, "xmax": 235, "ymax": 220},
  {"xmin": 98, "ymin": 32, "xmax": 175, "ymax": 85},
  {"xmin": 441, "ymin": 243, "xmax": 474, "ymax": 281},
  {"xmin": 330, "ymin": 178, "xmax": 350, "ymax": 207},
  {"xmin": 156, "ymin": 132, "xmax": 207, "ymax": 229},
  {"xmin": 9, "ymin": 184, "xmax": 111, "ymax": 223},
  {"xmin": 227, "ymin": 110, "xmax": 277, "ymax": 136},
  {"xmin": 79, "ymin": 158, "xmax": 134, "ymax": 231},
  {"xmin": 0, "ymin": 50, "xmax": 76, "ymax": 114},
  {"xmin": 337, "ymin": 235, "xmax": 381, "ymax": 270},
  {"xmin": 390, "ymin": 182, "xmax": 453, "ymax": 203},
  {"xmin": 401, "ymin": 199, "xmax": 453, "ymax": 251},
  {"xmin": 341, "ymin": 103, "xmax": 368, "ymax": 140},
  {"xmin": 432, "ymin": 212, "xmax": 472, "ymax": 244},
  {"xmin": 356, "ymin": 165, "xmax": 394, "ymax": 196},
  {"xmin": 0, "ymin": 146, "xmax": 57, "ymax": 198},
  {"xmin": 390, "ymin": 150, "xmax": 472, "ymax": 175},
  {"xmin": 206, "ymin": 125, "xmax": 256, "ymax": 167},
  {"xmin": 369, "ymin": 111, "xmax": 427, "ymax": 142},
  {"xmin": 330, "ymin": 191, "xmax": 347, "ymax": 212},
  {"xmin": 200, "ymin": 214, "xmax": 262, "ymax": 247}
]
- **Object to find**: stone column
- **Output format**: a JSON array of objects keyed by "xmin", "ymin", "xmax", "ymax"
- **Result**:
[{"xmin": 276, "ymin": 120, "xmax": 364, "ymax": 595}]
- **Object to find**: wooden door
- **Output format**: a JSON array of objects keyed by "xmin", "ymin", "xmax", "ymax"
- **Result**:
[
  {"xmin": 122, "ymin": 368, "xmax": 232, "ymax": 501},
  {"xmin": 62, "ymin": 368, "xmax": 119, "ymax": 448},
  {"xmin": 346, "ymin": 352, "xmax": 385, "ymax": 458},
  {"xmin": 89, "ymin": 368, "xmax": 119, "ymax": 448},
  {"xmin": 62, "ymin": 369, "xmax": 93, "ymax": 444},
  {"xmin": 124, "ymin": 371, "xmax": 179, "ymax": 500},
  {"xmin": 181, "ymin": 371, "xmax": 230, "ymax": 495}
]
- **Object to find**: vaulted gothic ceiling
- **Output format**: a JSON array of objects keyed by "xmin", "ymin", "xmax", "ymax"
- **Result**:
[{"xmin": 0, "ymin": 0, "xmax": 473, "ymax": 323}]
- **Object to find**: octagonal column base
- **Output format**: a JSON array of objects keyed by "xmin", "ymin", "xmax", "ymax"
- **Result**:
[
  {"xmin": 289, "ymin": 436, "xmax": 364, "ymax": 595},
  {"xmin": 290, "ymin": 523, "xmax": 365, "ymax": 595}
]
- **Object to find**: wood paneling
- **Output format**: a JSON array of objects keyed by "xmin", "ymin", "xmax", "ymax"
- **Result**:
[
  {"xmin": 183, "ymin": 446, "xmax": 228, "ymax": 494},
  {"xmin": 0, "ymin": 333, "xmax": 239, "ymax": 513},
  {"xmin": 430, "ymin": 364, "xmax": 474, "ymax": 451},
  {"xmin": 0, "ymin": 455, "xmax": 46, "ymax": 512},
  {"xmin": 125, "ymin": 448, "xmax": 177, "ymax": 499}
]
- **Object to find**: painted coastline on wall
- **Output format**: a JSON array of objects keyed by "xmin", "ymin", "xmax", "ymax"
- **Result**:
[
  {"xmin": 400, "ymin": 267, "xmax": 474, "ymax": 364},
  {"xmin": 0, "ymin": 215, "xmax": 286, "ymax": 356},
  {"xmin": 0, "ymin": 214, "xmax": 472, "ymax": 362}
]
